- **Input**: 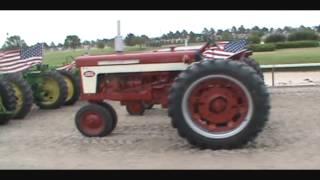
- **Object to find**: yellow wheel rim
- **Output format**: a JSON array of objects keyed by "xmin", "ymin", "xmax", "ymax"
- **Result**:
[
  {"xmin": 64, "ymin": 76, "xmax": 74, "ymax": 102},
  {"xmin": 41, "ymin": 78, "xmax": 60, "ymax": 105},
  {"xmin": 11, "ymin": 83, "xmax": 24, "ymax": 113}
]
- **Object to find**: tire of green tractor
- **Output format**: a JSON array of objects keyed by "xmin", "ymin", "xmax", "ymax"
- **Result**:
[
  {"xmin": 4, "ymin": 73, "xmax": 33, "ymax": 119},
  {"xmin": 168, "ymin": 59, "xmax": 270, "ymax": 150},
  {"xmin": 75, "ymin": 103, "xmax": 115, "ymax": 137},
  {"xmin": 126, "ymin": 102, "xmax": 145, "ymax": 115},
  {"xmin": 94, "ymin": 101, "xmax": 118, "ymax": 132},
  {"xmin": 0, "ymin": 80, "xmax": 17, "ymax": 125},
  {"xmin": 35, "ymin": 71, "xmax": 68, "ymax": 109},
  {"xmin": 59, "ymin": 70, "xmax": 80, "ymax": 106},
  {"xmin": 241, "ymin": 58, "xmax": 264, "ymax": 80}
]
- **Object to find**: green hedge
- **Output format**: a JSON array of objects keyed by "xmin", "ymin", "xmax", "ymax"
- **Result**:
[
  {"xmin": 274, "ymin": 41, "xmax": 319, "ymax": 49},
  {"xmin": 249, "ymin": 40, "xmax": 319, "ymax": 52},
  {"xmin": 248, "ymin": 44, "xmax": 276, "ymax": 52}
]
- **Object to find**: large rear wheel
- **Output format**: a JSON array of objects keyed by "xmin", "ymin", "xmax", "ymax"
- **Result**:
[
  {"xmin": 0, "ymin": 80, "xmax": 16, "ymax": 125},
  {"xmin": 59, "ymin": 70, "xmax": 80, "ymax": 106},
  {"xmin": 168, "ymin": 60, "xmax": 270, "ymax": 150},
  {"xmin": 4, "ymin": 73, "xmax": 33, "ymax": 119},
  {"xmin": 34, "ymin": 71, "xmax": 68, "ymax": 109}
]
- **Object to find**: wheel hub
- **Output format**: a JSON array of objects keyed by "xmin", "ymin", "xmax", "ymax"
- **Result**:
[
  {"xmin": 84, "ymin": 114, "xmax": 103, "ymax": 129},
  {"xmin": 187, "ymin": 77, "xmax": 250, "ymax": 133},
  {"xmin": 80, "ymin": 112, "xmax": 105, "ymax": 135}
]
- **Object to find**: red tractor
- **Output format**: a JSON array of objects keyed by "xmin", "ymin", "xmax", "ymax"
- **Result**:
[{"xmin": 74, "ymin": 41, "xmax": 270, "ymax": 150}]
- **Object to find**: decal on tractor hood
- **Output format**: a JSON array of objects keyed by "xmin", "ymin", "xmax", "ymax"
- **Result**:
[{"xmin": 83, "ymin": 71, "xmax": 96, "ymax": 77}]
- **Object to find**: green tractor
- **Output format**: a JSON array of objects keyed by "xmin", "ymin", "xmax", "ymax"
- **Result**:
[
  {"xmin": 0, "ymin": 43, "xmax": 80, "ymax": 120},
  {"xmin": 20, "ymin": 63, "xmax": 80, "ymax": 110},
  {"xmin": 0, "ymin": 62, "xmax": 79, "ymax": 120},
  {"xmin": 0, "ymin": 79, "xmax": 17, "ymax": 124}
]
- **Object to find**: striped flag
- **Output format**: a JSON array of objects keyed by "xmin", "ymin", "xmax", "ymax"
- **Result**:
[
  {"xmin": 202, "ymin": 40, "xmax": 248, "ymax": 59},
  {"xmin": 0, "ymin": 43, "xmax": 43, "ymax": 74}
]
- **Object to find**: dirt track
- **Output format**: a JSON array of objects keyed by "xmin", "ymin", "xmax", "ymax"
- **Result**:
[{"xmin": 1, "ymin": 85, "xmax": 320, "ymax": 169}]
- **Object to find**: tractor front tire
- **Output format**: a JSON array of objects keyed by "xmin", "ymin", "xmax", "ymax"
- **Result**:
[
  {"xmin": 0, "ymin": 80, "xmax": 16, "ymax": 125},
  {"xmin": 35, "ymin": 71, "xmax": 68, "ymax": 109},
  {"xmin": 94, "ymin": 101, "xmax": 118, "ymax": 132},
  {"xmin": 75, "ymin": 104, "xmax": 116, "ymax": 137},
  {"xmin": 59, "ymin": 70, "xmax": 80, "ymax": 106},
  {"xmin": 4, "ymin": 73, "xmax": 33, "ymax": 119},
  {"xmin": 168, "ymin": 59, "xmax": 270, "ymax": 150}
]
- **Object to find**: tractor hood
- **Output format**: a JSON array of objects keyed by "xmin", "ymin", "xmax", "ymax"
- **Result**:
[{"xmin": 75, "ymin": 50, "xmax": 198, "ymax": 67}]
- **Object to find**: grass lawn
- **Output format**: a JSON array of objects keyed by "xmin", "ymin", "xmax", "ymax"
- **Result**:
[
  {"xmin": 44, "ymin": 46, "xmax": 156, "ymax": 67},
  {"xmin": 44, "ymin": 46, "xmax": 320, "ymax": 67},
  {"xmin": 253, "ymin": 47, "xmax": 320, "ymax": 65}
]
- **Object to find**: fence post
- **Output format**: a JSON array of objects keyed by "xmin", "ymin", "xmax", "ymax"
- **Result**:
[{"xmin": 272, "ymin": 65, "xmax": 275, "ymax": 87}]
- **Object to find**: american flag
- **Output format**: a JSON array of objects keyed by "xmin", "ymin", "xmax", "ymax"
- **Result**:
[
  {"xmin": 224, "ymin": 39, "xmax": 248, "ymax": 53},
  {"xmin": 202, "ymin": 40, "xmax": 248, "ymax": 59},
  {"xmin": 0, "ymin": 43, "xmax": 43, "ymax": 74}
]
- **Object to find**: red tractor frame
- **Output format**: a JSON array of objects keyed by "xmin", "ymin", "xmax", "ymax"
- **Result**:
[{"xmin": 74, "ymin": 41, "xmax": 270, "ymax": 150}]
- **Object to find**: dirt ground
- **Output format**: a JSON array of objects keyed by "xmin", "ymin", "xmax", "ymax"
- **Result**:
[{"xmin": 1, "ymin": 72, "xmax": 320, "ymax": 169}]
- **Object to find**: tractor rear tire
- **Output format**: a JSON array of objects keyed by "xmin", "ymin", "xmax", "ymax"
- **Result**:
[
  {"xmin": 242, "ymin": 58, "xmax": 264, "ymax": 80},
  {"xmin": 35, "ymin": 71, "xmax": 68, "ymax": 109},
  {"xmin": 94, "ymin": 101, "xmax": 118, "ymax": 132},
  {"xmin": 59, "ymin": 70, "xmax": 80, "ymax": 106},
  {"xmin": 4, "ymin": 73, "xmax": 33, "ymax": 119},
  {"xmin": 0, "ymin": 80, "xmax": 16, "ymax": 125},
  {"xmin": 168, "ymin": 59, "xmax": 270, "ymax": 150},
  {"xmin": 75, "ymin": 103, "xmax": 115, "ymax": 137}
]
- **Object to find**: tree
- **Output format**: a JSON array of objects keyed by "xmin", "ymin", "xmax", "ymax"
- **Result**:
[
  {"xmin": 264, "ymin": 33, "xmax": 286, "ymax": 43},
  {"xmin": 167, "ymin": 31, "xmax": 174, "ymax": 39},
  {"xmin": 238, "ymin": 25, "xmax": 246, "ymax": 34},
  {"xmin": 1, "ymin": 35, "xmax": 28, "ymax": 51},
  {"xmin": 314, "ymin": 25, "xmax": 320, "ymax": 32},
  {"xmin": 124, "ymin": 33, "xmax": 136, "ymax": 46},
  {"xmin": 90, "ymin": 40, "xmax": 96, "ymax": 47},
  {"xmin": 106, "ymin": 38, "xmax": 115, "ymax": 48},
  {"xmin": 161, "ymin": 34, "xmax": 168, "ymax": 40},
  {"xmin": 284, "ymin": 26, "xmax": 293, "ymax": 33},
  {"xmin": 216, "ymin": 29, "xmax": 224, "ymax": 36},
  {"xmin": 202, "ymin": 28, "xmax": 210, "ymax": 41},
  {"xmin": 261, "ymin": 27, "xmax": 269, "ymax": 33},
  {"xmin": 231, "ymin": 26, "xmax": 237, "ymax": 34},
  {"xmin": 288, "ymin": 31, "xmax": 319, "ymax": 41},
  {"xmin": 50, "ymin": 42, "xmax": 56, "ymax": 48},
  {"xmin": 82, "ymin": 40, "xmax": 90, "ymax": 46},
  {"xmin": 57, "ymin": 43, "xmax": 63, "ymax": 48},
  {"xmin": 43, "ymin": 43, "xmax": 49, "ymax": 50},
  {"xmin": 189, "ymin": 31, "xmax": 196, "ymax": 43},
  {"xmin": 64, "ymin": 35, "xmax": 81, "ymax": 49},
  {"xmin": 96, "ymin": 40, "xmax": 105, "ymax": 49},
  {"xmin": 134, "ymin": 37, "xmax": 144, "ymax": 48},
  {"xmin": 174, "ymin": 30, "xmax": 181, "ymax": 39},
  {"xmin": 181, "ymin": 30, "xmax": 188, "ymax": 39},
  {"xmin": 251, "ymin": 26, "xmax": 260, "ymax": 33},
  {"xmin": 221, "ymin": 30, "xmax": 233, "ymax": 41},
  {"xmin": 248, "ymin": 34, "xmax": 261, "ymax": 44}
]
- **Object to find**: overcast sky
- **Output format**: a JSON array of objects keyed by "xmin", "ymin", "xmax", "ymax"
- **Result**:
[{"xmin": 0, "ymin": 10, "xmax": 320, "ymax": 45}]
